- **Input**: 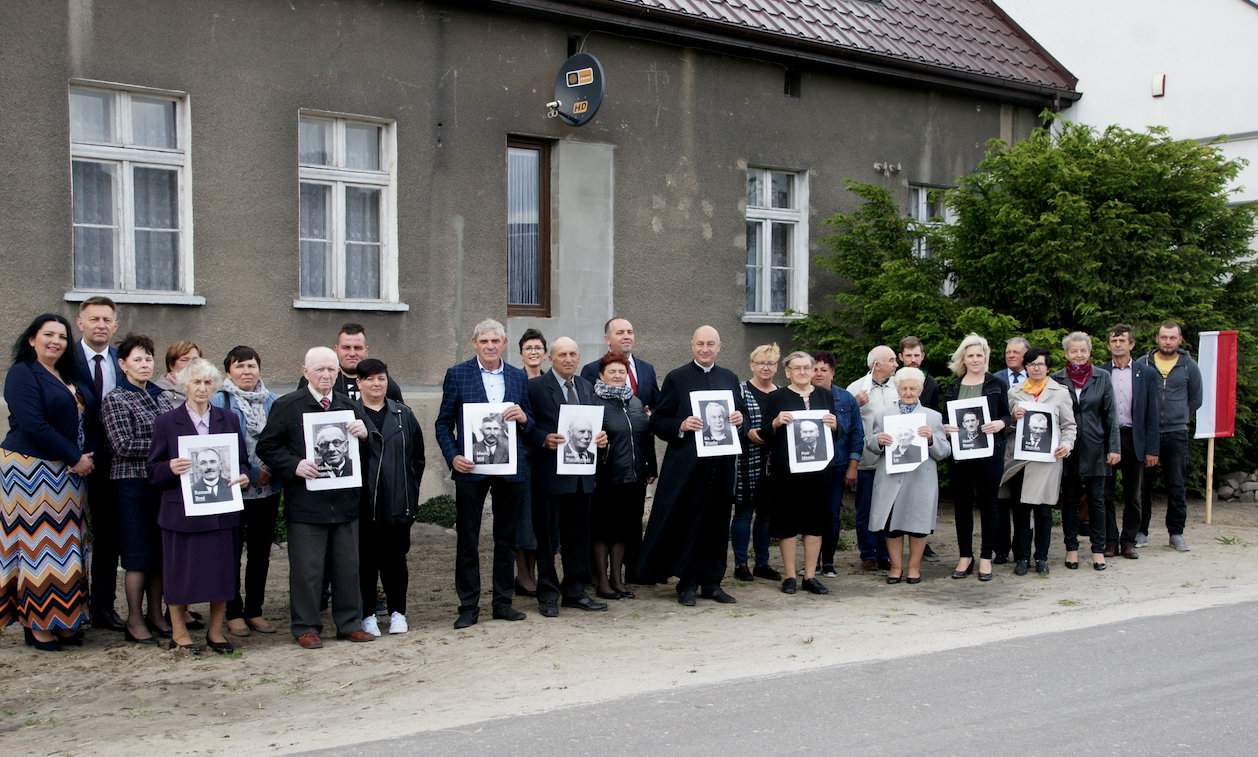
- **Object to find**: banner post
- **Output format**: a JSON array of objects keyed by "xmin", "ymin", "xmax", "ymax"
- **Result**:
[{"xmin": 1205, "ymin": 438, "xmax": 1215, "ymax": 525}]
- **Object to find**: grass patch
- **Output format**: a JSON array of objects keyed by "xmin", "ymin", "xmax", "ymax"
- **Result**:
[
  {"xmin": 1057, "ymin": 599, "xmax": 1082, "ymax": 607},
  {"xmin": 1215, "ymin": 535, "xmax": 1243, "ymax": 546},
  {"xmin": 417, "ymin": 495, "xmax": 457, "ymax": 528}
]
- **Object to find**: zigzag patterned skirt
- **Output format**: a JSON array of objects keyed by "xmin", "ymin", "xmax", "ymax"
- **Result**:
[{"xmin": 0, "ymin": 448, "xmax": 89, "ymax": 631}]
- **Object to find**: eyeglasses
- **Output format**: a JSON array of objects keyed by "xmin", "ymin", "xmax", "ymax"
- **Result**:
[
  {"xmin": 1026, "ymin": 362, "xmax": 1047, "ymax": 370},
  {"xmin": 522, "ymin": 345, "xmax": 545, "ymax": 352},
  {"xmin": 752, "ymin": 361, "xmax": 776, "ymax": 367}
]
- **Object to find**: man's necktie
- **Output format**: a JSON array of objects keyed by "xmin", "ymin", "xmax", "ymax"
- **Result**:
[
  {"xmin": 627, "ymin": 364, "xmax": 639, "ymax": 395},
  {"xmin": 92, "ymin": 354, "xmax": 104, "ymax": 398},
  {"xmin": 320, "ymin": 397, "xmax": 330, "ymax": 410},
  {"xmin": 564, "ymin": 378, "xmax": 577, "ymax": 405}
]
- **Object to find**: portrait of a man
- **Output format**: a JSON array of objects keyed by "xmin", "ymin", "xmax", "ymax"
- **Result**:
[
  {"xmin": 701, "ymin": 400, "xmax": 734, "ymax": 447},
  {"xmin": 890, "ymin": 427, "xmax": 924, "ymax": 465},
  {"xmin": 793, "ymin": 419, "xmax": 822, "ymax": 463},
  {"xmin": 1022, "ymin": 412, "xmax": 1052, "ymax": 453},
  {"xmin": 313, "ymin": 423, "xmax": 354, "ymax": 478},
  {"xmin": 957, "ymin": 409, "xmax": 989, "ymax": 451},
  {"xmin": 190, "ymin": 447, "xmax": 231, "ymax": 504},
  {"xmin": 472, "ymin": 413, "xmax": 510, "ymax": 465},
  {"xmin": 563, "ymin": 416, "xmax": 596, "ymax": 464}
]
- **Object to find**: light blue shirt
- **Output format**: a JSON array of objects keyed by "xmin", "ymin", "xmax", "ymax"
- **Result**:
[
  {"xmin": 479, "ymin": 359, "xmax": 506, "ymax": 403},
  {"xmin": 1007, "ymin": 369, "xmax": 1027, "ymax": 389},
  {"xmin": 81, "ymin": 340, "xmax": 117, "ymax": 396}
]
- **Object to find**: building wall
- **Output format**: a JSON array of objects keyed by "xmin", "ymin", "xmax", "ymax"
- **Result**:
[{"xmin": 0, "ymin": 0, "xmax": 1045, "ymax": 492}]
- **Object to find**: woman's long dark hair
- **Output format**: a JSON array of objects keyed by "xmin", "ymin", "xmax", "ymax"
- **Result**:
[{"xmin": 12, "ymin": 313, "xmax": 80, "ymax": 381}]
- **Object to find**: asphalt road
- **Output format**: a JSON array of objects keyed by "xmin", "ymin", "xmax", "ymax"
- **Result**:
[{"xmin": 307, "ymin": 601, "xmax": 1258, "ymax": 757}]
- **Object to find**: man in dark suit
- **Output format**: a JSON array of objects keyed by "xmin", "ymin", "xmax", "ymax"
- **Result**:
[
  {"xmin": 795, "ymin": 420, "xmax": 822, "ymax": 462},
  {"xmin": 1023, "ymin": 413, "xmax": 1052, "ymax": 453},
  {"xmin": 1102, "ymin": 324, "xmax": 1161, "ymax": 559},
  {"xmin": 435, "ymin": 318, "xmax": 534, "ymax": 629},
  {"xmin": 74, "ymin": 296, "xmax": 127, "ymax": 631},
  {"xmin": 993, "ymin": 336, "xmax": 1031, "ymax": 563},
  {"xmin": 257, "ymin": 346, "xmax": 375, "ymax": 649},
  {"xmin": 298, "ymin": 323, "xmax": 404, "ymax": 403},
  {"xmin": 525, "ymin": 336, "xmax": 608, "ymax": 615},
  {"xmin": 313, "ymin": 425, "xmax": 354, "ymax": 477},
  {"xmin": 700, "ymin": 401, "xmax": 735, "ymax": 447},
  {"xmin": 191, "ymin": 448, "xmax": 232, "ymax": 503},
  {"xmin": 470, "ymin": 414, "xmax": 510, "ymax": 464},
  {"xmin": 580, "ymin": 316, "xmax": 659, "ymax": 411},
  {"xmin": 561, "ymin": 416, "xmax": 596, "ymax": 464}
]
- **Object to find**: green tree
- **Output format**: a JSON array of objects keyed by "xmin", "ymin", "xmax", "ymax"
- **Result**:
[{"xmin": 795, "ymin": 119, "xmax": 1257, "ymax": 486}]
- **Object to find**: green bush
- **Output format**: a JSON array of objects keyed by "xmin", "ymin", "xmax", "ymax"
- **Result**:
[{"xmin": 416, "ymin": 495, "xmax": 457, "ymax": 528}]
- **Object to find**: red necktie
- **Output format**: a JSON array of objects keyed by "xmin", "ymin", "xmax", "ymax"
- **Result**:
[
  {"xmin": 628, "ymin": 363, "xmax": 639, "ymax": 396},
  {"xmin": 320, "ymin": 397, "xmax": 330, "ymax": 410}
]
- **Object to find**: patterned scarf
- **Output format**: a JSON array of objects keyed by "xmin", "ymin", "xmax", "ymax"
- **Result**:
[
  {"xmin": 898, "ymin": 402, "xmax": 919, "ymax": 414},
  {"xmin": 221, "ymin": 378, "xmax": 271, "ymax": 436},
  {"xmin": 1066, "ymin": 361, "xmax": 1093, "ymax": 389},
  {"xmin": 594, "ymin": 380, "xmax": 633, "ymax": 401}
]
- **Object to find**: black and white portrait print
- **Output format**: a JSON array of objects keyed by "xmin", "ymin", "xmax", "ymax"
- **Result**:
[
  {"xmin": 1013, "ymin": 402, "xmax": 1059, "ymax": 463},
  {"xmin": 303, "ymin": 410, "xmax": 364, "ymax": 490},
  {"xmin": 947, "ymin": 397, "xmax": 994, "ymax": 461},
  {"xmin": 700, "ymin": 400, "xmax": 735, "ymax": 448},
  {"xmin": 883, "ymin": 412, "xmax": 928, "ymax": 474},
  {"xmin": 178, "ymin": 432, "xmax": 244, "ymax": 516},
  {"xmin": 190, "ymin": 446, "xmax": 232, "ymax": 504},
  {"xmin": 556, "ymin": 404, "xmax": 604, "ymax": 476},
  {"xmin": 462, "ymin": 402, "xmax": 518, "ymax": 476},
  {"xmin": 689, "ymin": 390, "xmax": 742, "ymax": 458},
  {"xmin": 786, "ymin": 410, "xmax": 834, "ymax": 473}
]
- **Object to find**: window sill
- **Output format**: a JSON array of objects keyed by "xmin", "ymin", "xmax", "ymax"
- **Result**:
[
  {"xmin": 742, "ymin": 312, "xmax": 805, "ymax": 325},
  {"xmin": 292, "ymin": 298, "xmax": 410, "ymax": 312},
  {"xmin": 64, "ymin": 290, "xmax": 206, "ymax": 306}
]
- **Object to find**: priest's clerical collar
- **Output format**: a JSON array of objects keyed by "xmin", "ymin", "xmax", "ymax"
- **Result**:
[{"xmin": 693, "ymin": 360, "xmax": 715, "ymax": 374}]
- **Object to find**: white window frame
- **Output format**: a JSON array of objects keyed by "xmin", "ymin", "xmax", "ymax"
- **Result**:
[
  {"xmin": 65, "ymin": 81, "xmax": 201, "ymax": 306},
  {"xmin": 908, "ymin": 184, "xmax": 957, "ymax": 258},
  {"xmin": 294, "ymin": 110, "xmax": 405, "ymax": 312},
  {"xmin": 743, "ymin": 167, "xmax": 809, "ymax": 323}
]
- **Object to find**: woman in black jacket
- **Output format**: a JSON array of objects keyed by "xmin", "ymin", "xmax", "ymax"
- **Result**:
[
  {"xmin": 355, "ymin": 359, "xmax": 425, "ymax": 636},
  {"xmin": 591, "ymin": 353, "xmax": 657, "ymax": 599},
  {"xmin": 941, "ymin": 334, "xmax": 1011, "ymax": 582}
]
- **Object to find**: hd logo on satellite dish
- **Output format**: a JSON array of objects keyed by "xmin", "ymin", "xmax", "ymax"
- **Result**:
[{"xmin": 547, "ymin": 53, "xmax": 604, "ymax": 127}]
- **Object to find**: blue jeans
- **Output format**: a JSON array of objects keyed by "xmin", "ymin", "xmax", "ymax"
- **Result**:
[
  {"xmin": 854, "ymin": 469, "xmax": 889, "ymax": 562},
  {"xmin": 819, "ymin": 472, "xmax": 845, "ymax": 567},
  {"xmin": 731, "ymin": 488, "xmax": 771, "ymax": 568}
]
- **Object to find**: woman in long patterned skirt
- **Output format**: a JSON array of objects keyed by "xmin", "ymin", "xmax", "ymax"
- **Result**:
[{"xmin": 0, "ymin": 314, "xmax": 97, "ymax": 651}]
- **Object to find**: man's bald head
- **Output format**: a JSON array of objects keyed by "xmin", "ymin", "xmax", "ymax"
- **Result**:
[
  {"xmin": 550, "ymin": 336, "xmax": 580, "ymax": 379},
  {"xmin": 691, "ymin": 325, "xmax": 722, "ymax": 367},
  {"xmin": 304, "ymin": 346, "xmax": 339, "ymax": 393},
  {"xmin": 867, "ymin": 345, "xmax": 898, "ymax": 381}
]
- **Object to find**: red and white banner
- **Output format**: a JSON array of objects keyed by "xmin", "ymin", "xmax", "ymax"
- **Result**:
[{"xmin": 1194, "ymin": 330, "xmax": 1238, "ymax": 439}]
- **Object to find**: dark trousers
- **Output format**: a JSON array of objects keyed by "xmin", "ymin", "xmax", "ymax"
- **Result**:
[
  {"xmin": 994, "ymin": 498, "xmax": 1015, "ymax": 559},
  {"xmin": 86, "ymin": 470, "xmax": 120, "ymax": 618},
  {"xmin": 1105, "ymin": 428, "xmax": 1145, "ymax": 547},
  {"xmin": 854, "ymin": 469, "xmax": 889, "ymax": 562},
  {"xmin": 1014, "ymin": 503, "xmax": 1053, "ymax": 562},
  {"xmin": 952, "ymin": 456, "xmax": 1001, "ymax": 559},
  {"xmin": 534, "ymin": 489, "xmax": 593, "ymax": 603},
  {"xmin": 227, "ymin": 492, "xmax": 280, "ymax": 620},
  {"xmin": 731, "ymin": 484, "xmax": 771, "ymax": 569},
  {"xmin": 288, "ymin": 519, "xmax": 360, "ymax": 637},
  {"xmin": 1060, "ymin": 458, "xmax": 1107, "ymax": 554},
  {"xmin": 358, "ymin": 517, "xmax": 412, "ymax": 618},
  {"xmin": 454, "ymin": 478, "xmax": 522, "ymax": 613},
  {"xmin": 1141, "ymin": 430, "xmax": 1190, "ymax": 536},
  {"xmin": 672, "ymin": 466, "xmax": 736, "ymax": 592},
  {"xmin": 818, "ymin": 473, "xmax": 845, "ymax": 568}
]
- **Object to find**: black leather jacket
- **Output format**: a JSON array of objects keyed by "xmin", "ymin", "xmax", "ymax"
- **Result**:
[
  {"xmin": 595, "ymin": 393, "xmax": 657, "ymax": 485},
  {"xmin": 363, "ymin": 399, "xmax": 426, "ymax": 524}
]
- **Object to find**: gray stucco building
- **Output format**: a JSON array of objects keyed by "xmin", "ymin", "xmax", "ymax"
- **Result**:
[{"xmin": 0, "ymin": 0, "xmax": 1077, "ymax": 495}]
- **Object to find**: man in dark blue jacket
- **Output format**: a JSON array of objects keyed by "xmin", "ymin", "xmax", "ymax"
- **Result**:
[
  {"xmin": 1136, "ymin": 321, "xmax": 1202, "ymax": 552},
  {"xmin": 580, "ymin": 316, "xmax": 659, "ymax": 412},
  {"xmin": 1102, "ymin": 324, "xmax": 1161, "ymax": 559},
  {"xmin": 435, "ymin": 319, "xmax": 533, "ymax": 629}
]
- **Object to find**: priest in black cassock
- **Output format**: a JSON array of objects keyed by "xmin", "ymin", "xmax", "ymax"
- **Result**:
[{"xmin": 637, "ymin": 325, "xmax": 748, "ymax": 606}]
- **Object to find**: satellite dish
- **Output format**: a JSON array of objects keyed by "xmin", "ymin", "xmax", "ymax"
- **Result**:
[{"xmin": 550, "ymin": 52, "xmax": 605, "ymax": 127}]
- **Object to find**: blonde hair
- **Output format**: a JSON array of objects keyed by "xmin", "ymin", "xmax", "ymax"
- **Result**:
[
  {"xmin": 948, "ymin": 333, "xmax": 991, "ymax": 377},
  {"xmin": 749, "ymin": 342, "xmax": 781, "ymax": 363}
]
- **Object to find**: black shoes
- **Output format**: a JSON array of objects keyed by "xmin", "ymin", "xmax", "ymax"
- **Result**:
[
  {"xmin": 922, "ymin": 544, "xmax": 940, "ymax": 562},
  {"xmin": 24, "ymin": 628, "xmax": 63, "ymax": 652},
  {"xmin": 1093, "ymin": 560, "xmax": 1108, "ymax": 571},
  {"xmin": 701, "ymin": 587, "xmax": 737, "ymax": 604},
  {"xmin": 1035, "ymin": 560, "xmax": 1049, "ymax": 576},
  {"xmin": 951, "ymin": 560, "xmax": 975, "ymax": 580},
  {"xmin": 205, "ymin": 637, "xmax": 235, "ymax": 655},
  {"xmin": 781, "ymin": 578, "xmax": 797, "ymax": 595},
  {"xmin": 90, "ymin": 610, "xmax": 127, "ymax": 632},
  {"xmin": 125, "ymin": 627, "xmax": 159, "ymax": 645},
  {"xmin": 538, "ymin": 603, "xmax": 559, "ymax": 618},
  {"xmin": 752, "ymin": 565, "xmax": 782, "ymax": 581},
  {"xmin": 453, "ymin": 609, "xmax": 479, "ymax": 629},
  {"xmin": 733, "ymin": 564, "xmax": 755, "ymax": 582},
  {"xmin": 886, "ymin": 573, "xmax": 903, "ymax": 585},
  {"xmin": 1013, "ymin": 560, "xmax": 1029, "ymax": 576},
  {"xmin": 801, "ymin": 578, "xmax": 830, "ymax": 595},
  {"xmin": 978, "ymin": 570, "xmax": 993, "ymax": 582},
  {"xmin": 992, "ymin": 554, "xmax": 1010, "ymax": 565},
  {"xmin": 492, "ymin": 606, "xmax": 527, "ymax": 622},
  {"xmin": 677, "ymin": 587, "xmax": 698, "ymax": 606},
  {"xmin": 1064, "ymin": 559, "xmax": 1079, "ymax": 570},
  {"xmin": 905, "ymin": 576, "xmax": 922, "ymax": 585},
  {"xmin": 877, "ymin": 559, "xmax": 892, "ymax": 572},
  {"xmin": 561, "ymin": 595, "xmax": 608, "ymax": 612},
  {"xmin": 514, "ymin": 580, "xmax": 538, "ymax": 598}
]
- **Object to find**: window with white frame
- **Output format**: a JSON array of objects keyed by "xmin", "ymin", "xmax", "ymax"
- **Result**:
[
  {"xmin": 297, "ymin": 113, "xmax": 398, "ymax": 304},
  {"xmin": 908, "ymin": 184, "xmax": 956, "ymax": 258},
  {"xmin": 745, "ymin": 168, "xmax": 809, "ymax": 317},
  {"xmin": 69, "ymin": 84, "xmax": 191, "ymax": 295}
]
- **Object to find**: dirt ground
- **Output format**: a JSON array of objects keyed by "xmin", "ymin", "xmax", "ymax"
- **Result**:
[{"xmin": 4, "ymin": 496, "xmax": 1258, "ymax": 756}]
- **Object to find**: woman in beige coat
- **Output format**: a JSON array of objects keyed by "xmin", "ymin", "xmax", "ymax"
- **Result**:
[{"xmin": 999, "ymin": 347, "xmax": 1077, "ymax": 576}]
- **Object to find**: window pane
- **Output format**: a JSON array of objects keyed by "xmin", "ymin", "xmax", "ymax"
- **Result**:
[
  {"xmin": 771, "ymin": 222, "xmax": 792, "ymax": 267},
  {"xmin": 299, "ymin": 183, "xmax": 330, "ymax": 298},
  {"xmin": 746, "ymin": 171, "xmax": 762, "ymax": 208},
  {"xmin": 771, "ymin": 268, "xmax": 789, "ymax": 312},
  {"xmin": 771, "ymin": 172, "xmax": 794, "ymax": 209},
  {"xmin": 131, "ymin": 97, "xmax": 177, "ymax": 149},
  {"xmin": 299, "ymin": 117, "xmax": 333, "ymax": 165},
  {"xmin": 74, "ymin": 228, "xmax": 116, "ymax": 289},
  {"xmin": 133, "ymin": 167, "xmax": 178, "ymax": 230},
  {"xmin": 507, "ymin": 146, "xmax": 541, "ymax": 307},
  {"xmin": 345, "ymin": 187, "xmax": 381, "ymax": 242},
  {"xmin": 135, "ymin": 230, "xmax": 179, "ymax": 290},
  {"xmin": 345, "ymin": 123, "xmax": 381, "ymax": 170},
  {"xmin": 70, "ymin": 89, "xmax": 113, "ymax": 143},
  {"xmin": 745, "ymin": 220, "xmax": 761, "ymax": 312},
  {"xmin": 345, "ymin": 243, "xmax": 381, "ymax": 299},
  {"xmin": 72, "ymin": 161, "xmax": 116, "ymax": 225}
]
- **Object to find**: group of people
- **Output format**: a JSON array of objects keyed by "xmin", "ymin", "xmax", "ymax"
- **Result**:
[{"xmin": 0, "ymin": 299, "xmax": 1201, "ymax": 651}]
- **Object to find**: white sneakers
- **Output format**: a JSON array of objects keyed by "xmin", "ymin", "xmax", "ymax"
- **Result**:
[
  {"xmin": 361, "ymin": 615, "xmax": 382, "ymax": 637},
  {"xmin": 388, "ymin": 612, "xmax": 409, "ymax": 634}
]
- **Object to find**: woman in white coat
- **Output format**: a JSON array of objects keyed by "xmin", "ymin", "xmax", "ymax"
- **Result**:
[
  {"xmin": 866, "ymin": 367, "xmax": 951, "ymax": 584},
  {"xmin": 999, "ymin": 347, "xmax": 1078, "ymax": 577}
]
